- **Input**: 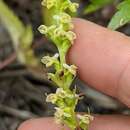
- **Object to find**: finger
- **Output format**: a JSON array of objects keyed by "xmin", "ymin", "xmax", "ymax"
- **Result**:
[
  {"xmin": 68, "ymin": 18, "xmax": 130, "ymax": 107},
  {"xmin": 18, "ymin": 115, "xmax": 130, "ymax": 130}
]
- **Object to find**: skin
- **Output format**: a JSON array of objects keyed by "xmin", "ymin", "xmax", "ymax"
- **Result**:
[{"xmin": 18, "ymin": 18, "xmax": 130, "ymax": 130}]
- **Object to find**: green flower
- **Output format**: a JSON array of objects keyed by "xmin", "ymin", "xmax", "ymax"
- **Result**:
[
  {"xmin": 56, "ymin": 88, "xmax": 67, "ymax": 98},
  {"xmin": 38, "ymin": 25, "xmax": 48, "ymax": 34},
  {"xmin": 69, "ymin": 3, "xmax": 79, "ymax": 12},
  {"xmin": 41, "ymin": 53, "xmax": 59, "ymax": 67},
  {"xmin": 53, "ymin": 12, "xmax": 72, "ymax": 24},
  {"xmin": 77, "ymin": 114, "xmax": 94, "ymax": 129},
  {"xmin": 42, "ymin": 0, "xmax": 57, "ymax": 9},
  {"xmin": 65, "ymin": 31, "xmax": 76, "ymax": 44},
  {"xmin": 53, "ymin": 26, "xmax": 65, "ymax": 37},
  {"xmin": 63, "ymin": 64, "xmax": 77, "ymax": 76},
  {"xmin": 54, "ymin": 107, "xmax": 64, "ymax": 123},
  {"xmin": 54, "ymin": 107, "xmax": 65, "ymax": 123},
  {"xmin": 46, "ymin": 93, "xmax": 57, "ymax": 104},
  {"xmin": 54, "ymin": 107, "xmax": 71, "ymax": 124},
  {"xmin": 61, "ymin": 1, "xmax": 79, "ymax": 13},
  {"xmin": 38, "ymin": 25, "xmax": 57, "ymax": 35},
  {"xmin": 56, "ymin": 88, "xmax": 77, "ymax": 99}
]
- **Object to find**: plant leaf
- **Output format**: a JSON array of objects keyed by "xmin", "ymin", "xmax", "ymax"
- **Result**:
[
  {"xmin": 20, "ymin": 25, "xmax": 33, "ymax": 49},
  {"xmin": 84, "ymin": 0, "xmax": 113, "ymax": 14},
  {"xmin": 0, "ymin": 0, "xmax": 24, "ymax": 47},
  {"xmin": 108, "ymin": 0, "xmax": 130, "ymax": 30},
  {"xmin": 0, "ymin": 0, "xmax": 37, "ymax": 66}
]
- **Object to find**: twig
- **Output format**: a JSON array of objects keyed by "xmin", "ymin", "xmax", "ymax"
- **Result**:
[
  {"xmin": 14, "ymin": 84, "xmax": 43, "ymax": 104},
  {"xmin": 0, "ymin": 52, "xmax": 16, "ymax": 70},
  {"xmin": 0, "ymin": 104, "xmax": 38, "ymax": 120},
  {"xmin": 0, "ymin": 69, "xmax": 28, "ymax": 77}
]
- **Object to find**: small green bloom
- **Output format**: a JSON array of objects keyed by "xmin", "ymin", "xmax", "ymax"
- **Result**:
[
  {"xmin": 77, "ymin": 114, "xmax": 94, "ymax": 125},
  {"xmin": 38, "ymin": 25, "xmax": 57, "ymax": 36},
  {"xmin": 54, "ymin": 26, "xmax": 65, "ymax": 37},
  {"xmin": 56, "ymin": 88, "xmax": 77, "ymax": 99},
  {"xmin": 53, "ymin": 12, "xmax": 72, "ymax": 24},
  {"xmin": 54, "ymin": 107, "xmax": 71, "ymax": 124},
  {"xmin": 69, "ymin": 3, "xmax": 79, "ymax": 12},
  {"xmin": 54, "ymin": 107, "xmax": 64, "ymax": 123},
  {"xmin": 56, "ymin": 88, "xmax": 67, "ymax": 98},
  {"xmin": 65, "ymin": 31, "xmax": 76, "ymax": 44},
  {"xmin": 42, "ymin": 0, "xmax": 56, "ymax": 9},
  {"xmin": 41, "ymin": 53, "xmax": 59, "ymax": 67},
  {"xmin": 63, "ymin": 64, "xmax": 77, "ymax": 76},
  {"xmin": 61, "ymin": 1, "xmax": 79, "ymax": 13},
  {"xmin": 38, "ymin": 25, "xmax": 48, "ymax": 34},
  {"xmin": 46, "ymin": 93, "xmax": 57, "ymax": 104}
]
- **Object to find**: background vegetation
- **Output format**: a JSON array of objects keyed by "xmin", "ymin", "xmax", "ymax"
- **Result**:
[{"xmin": 0, "ymin": 0, "xmax": 130, "ymax": 130}]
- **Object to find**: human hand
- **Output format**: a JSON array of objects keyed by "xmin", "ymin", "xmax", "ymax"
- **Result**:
[{"xmin": 18, "ymin": 18, "xmax": 130, "ymax": 130}]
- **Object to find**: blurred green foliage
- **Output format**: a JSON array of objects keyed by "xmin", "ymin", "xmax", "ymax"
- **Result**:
[
  {"xmin": 85, "ymin": 0, "xmax": 130, "ymax": 30},
  {"xmin": 84, "ymin": 0, "xmax": 113, "ymax": 14},
  {"xmin": 0, "ymin": 0, "xmax": 38, "ymax": 66},
  {"xmin": 108, "ymin": 0, "xmax": 130, "ymax": 30}
]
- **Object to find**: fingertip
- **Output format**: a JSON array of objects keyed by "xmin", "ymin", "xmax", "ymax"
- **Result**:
[
  {"xmin": 90, "ymin": 115, "xmax": 130, "ymax": 130},
  {"xmin": 18, "ymin": 118, "xmax": 51, "ymax": 130},
  {"xmin": 18, "ymin": 116, "xmax": 130, "ymax": 130},
  {"xmin": 17, "ymin": 118, "xmax": 66, "ymax": 130},
  {"xmin": 69, "ymin": 18, "xmax": 130, "ymax": 104},
  {"xmin": 18, "ymin": 118, "xmax": 34, "ymax": 130}
]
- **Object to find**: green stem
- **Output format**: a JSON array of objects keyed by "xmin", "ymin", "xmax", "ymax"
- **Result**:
[{"xmin": 58, "ymin": 41, "xmax": 71, "ymax": 65}]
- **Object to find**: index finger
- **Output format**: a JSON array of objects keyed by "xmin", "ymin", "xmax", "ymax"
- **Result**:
[
  {"xmin": 18, "ymin": 116, "xmax": 130, "ymax": 130},
  {"xmin": 68, "ymin": 18, "xmax": 130, "ymax": 107}
]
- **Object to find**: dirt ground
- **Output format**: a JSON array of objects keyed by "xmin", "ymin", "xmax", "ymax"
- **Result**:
[{"xmin": 0, "ymin": 0, "xmax": 130, "ymax": 130}]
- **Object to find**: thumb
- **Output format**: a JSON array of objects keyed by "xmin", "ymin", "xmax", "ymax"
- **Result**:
[{"xmin": 68, "ymin": 18, "xmax": 130, "ymax": 107}]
